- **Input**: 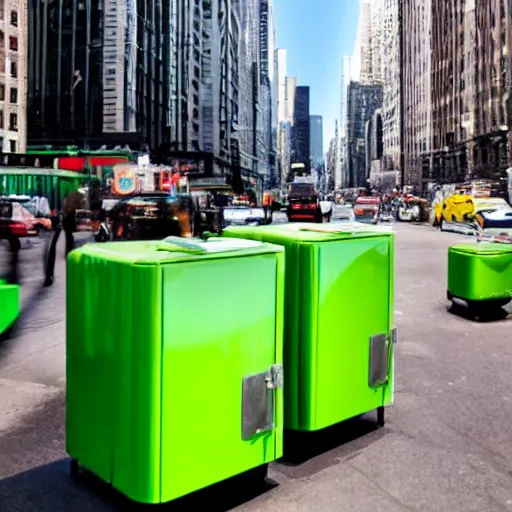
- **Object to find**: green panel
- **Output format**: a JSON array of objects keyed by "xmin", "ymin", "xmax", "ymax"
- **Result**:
[
  {"xmin": 223, "ymin": 223, "xmax": 395, "ymax": 432},
  {"xmin": 450, "ymin": 243, "xmax": 512, "ymax": 255},
  {"xmin": 160, "ymin": 252, "xmax": 284, "ymax": 502},
  {"xmin": 67, "ymin": 253, "xmax": 163, "ymax": 504},
  {"xmin": 0, "ymin": 281, "xmax": 19, "ymax": 334},
  {"xmin": 448, "ymin": 244, "xmax": 512, "ymax": 301},
  {"xmin": 312, "ymin": 237, "xmax": 392, "ymax": 429},
  {"xmin": 66, "ymin": 238, "xmax": 284, "ymax": 504}
]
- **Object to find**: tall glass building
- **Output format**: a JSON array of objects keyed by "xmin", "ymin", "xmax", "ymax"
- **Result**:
[{"xmin": 27, "ymin": 0, "xmax": 170, "ymax": 149}]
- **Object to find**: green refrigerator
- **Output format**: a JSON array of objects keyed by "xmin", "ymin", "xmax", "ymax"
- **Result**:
[
  {"xmin": 448, "ymin": 243, "xmax": 512, "ymax": 307},
  {"xmin": 0, "ymin": 279, "xmax": 19, "ymax": 335},
  {"xmin": 223, "ymin": 222, "xmax": 396, "ymax": 432},
  {"xmin": 66, "ymin": 237, "xmax": 285, "ymax": 504}
]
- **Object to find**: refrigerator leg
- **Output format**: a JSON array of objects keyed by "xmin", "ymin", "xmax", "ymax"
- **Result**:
[
  {"xmin": 247, "ymin": 463, "xmax": 268, "ymax": 485},
  {"xmin": 377, "ymin": 406, "xmax": 385, "ymax": 427},
  {"xmin": 70, "ymin": 459, "xmax": 83, "ymax": 480}
]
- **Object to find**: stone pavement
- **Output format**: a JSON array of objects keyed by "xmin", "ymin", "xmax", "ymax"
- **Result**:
[{"xmin": 2, "ymin": 225, "xmax": 512, "ymax": 512}]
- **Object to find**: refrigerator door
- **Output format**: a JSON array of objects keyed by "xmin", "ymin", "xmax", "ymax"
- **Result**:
[
  {"xmin": 160, "ymin": 250, "xmax": 284, "ymax": 502},
  {"xmin": 305, "ymin": 235, "xmax": 393, "ymax": 430}
]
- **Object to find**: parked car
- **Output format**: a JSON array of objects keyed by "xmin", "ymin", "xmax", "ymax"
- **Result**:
[{"xmin": 0, "ymin": 200, "xmax": 51, "ymax": 237}]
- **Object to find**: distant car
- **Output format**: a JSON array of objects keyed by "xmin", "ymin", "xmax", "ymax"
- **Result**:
[
  {"xmin": 287, "ymin": 182, "xmax": 332, "ymax": 223},
  {"xmin": 335, "ymin": 204, "xmax": 355, "ymax": 221},
  {"xmin": 474, "ymin": 208, "xmax": 512, "ymax": 236},
  {"xmin": 223, "ymin": 207, "xmax": 267, "ymax": 226},
  {"xmin": 435, "ymin": 195, "xmax": 512, "ymax": 234},
  {"xmin": 354, "ymin": 196, "xmax": 381, "ymax": 224}
]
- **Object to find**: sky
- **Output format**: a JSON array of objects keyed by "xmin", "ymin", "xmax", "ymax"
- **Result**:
[{"xmin": 273, "ymin": 0, "xmax": 360, "ymax": 153}]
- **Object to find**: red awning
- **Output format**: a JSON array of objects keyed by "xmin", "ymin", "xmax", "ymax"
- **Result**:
[
  {"xmin": 57, "ymin": 157, "xmax": 87, "ymax": 171},
  {"xmin": 89, "ymin": 156, "xmax": 129, "ymax": 167}
]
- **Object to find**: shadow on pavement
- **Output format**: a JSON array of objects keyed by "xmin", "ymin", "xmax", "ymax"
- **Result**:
[
  {"xmin": 0, "ymin": 389, "xmax": 277, "ymax": 512},
  {"xmin": 279, "ymin": 413, "xmax": 385, "ymax": 476},
  {"xmin": 0, "ymin": 286, "xmax": 52, "ymax": 347},
  {"xmin": 448, "ymin": 303, "xmax": 510, "ymax": 323},
  {"xmin": 0, "ymin": 459, "xmax": 278, "ymax": 512}
]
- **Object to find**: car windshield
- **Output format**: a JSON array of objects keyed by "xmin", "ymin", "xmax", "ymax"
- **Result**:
[
  {"xmin": 0, "ymin": 202, "xmax": 12, "ymax": 219},
  {"xmin": 289, "ymin": 183, "xmax": 315, "ymax": 198},
  {"xmin": 482, "ymin": 215, "xmax": 512, "ymax": 229}
]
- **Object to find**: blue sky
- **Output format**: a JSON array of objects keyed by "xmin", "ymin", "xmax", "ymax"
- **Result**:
[{"xmin": 273, "ymin": 0, "xmax": 360, "ymax": 153}]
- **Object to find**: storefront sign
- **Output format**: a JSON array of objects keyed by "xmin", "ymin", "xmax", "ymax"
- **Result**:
[{"xmin": 113, "ymin": 164, "xmax": 137, "ymax": 195}]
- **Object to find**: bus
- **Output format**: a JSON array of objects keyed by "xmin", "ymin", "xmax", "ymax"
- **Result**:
[
  {"xmin": 0, "ymin": 148, "xmax": 137, "ymax": 184},
  {"xmin": 0, "ymin": 167, "xmax": 88, "ymax": 211}
]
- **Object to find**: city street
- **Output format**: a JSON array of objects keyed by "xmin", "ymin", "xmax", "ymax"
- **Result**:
[{"xmin": 2, "ymin": 224, "xmax": 512, "ymax": 511}]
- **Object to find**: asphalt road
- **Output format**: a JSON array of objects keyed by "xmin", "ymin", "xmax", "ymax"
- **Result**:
[{"xmin": 2, "ymin": 224, "xmax": 512, "ymax": 511}]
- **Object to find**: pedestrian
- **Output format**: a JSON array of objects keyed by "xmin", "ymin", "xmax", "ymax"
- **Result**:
[{"xmin": 43, "ymin": 191, "xmax": 81, "ymax": 287}]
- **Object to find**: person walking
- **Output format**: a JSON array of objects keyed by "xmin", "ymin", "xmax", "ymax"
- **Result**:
[{"xmin": 43, "ymin": 191, "xmax": 81, "ymax": 287}]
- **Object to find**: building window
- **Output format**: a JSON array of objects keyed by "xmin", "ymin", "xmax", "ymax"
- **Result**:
[
  {"xmin": 0, "ymin": 31, "xmax": 4, "ymax": 73},
  {"xmin": 9, "ymin": 87, "xmax": 16, "ymax": 103},
  {"xmin": 10, "ymin": 61, "xmax": 17, "ymax": 77},
  {"xmin": 0, "ymin": 84, "xmax": 4, "ymax": 101},
  {"xmin": 0, "ymin": 0, "xmax": 4, "ymax": 20},
  {"xmin": 9, "ymin": 139, "xmax": 15, "ymax": 153},
  {"xmin": 9, "ymin": 36, "xmax": 17, "ymax": 52},
  {"xmin": 10, "ymin": 10, "xmax": 17, "ymax": 26},
  {"xmin": 9, "ymin": 112, "xmax": 17, "ymax": 131},
  {"xmin": 0, "ymin": 109, "xmax": 3, "ymax": 129}
]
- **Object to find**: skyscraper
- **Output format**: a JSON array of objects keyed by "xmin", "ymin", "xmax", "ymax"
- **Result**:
[
  {"xmin": 276, "ymin": 48, "xmax": 290, "ymax": 186},
  {"xmin": 355, "ymin": 1, "xmax": 372, "ymax": 83},
  {"xmin": 403, "ymin": 0, "xmax": 432, "ymax": 188},
  {"xmin": 232, "ymin": 0, "xmax": 259, "ymax": 179},
  {"xmin": 291, "ymin": 86, "xmax": 310, "ymax": 173},
  {"xmin": 259, "ymin": 0, "xmax": 278, "ymax": 187},
  {"xmin": 310, "ymin": 115, "xmax": 323, "ymax": 167},
  {"xmin": 346, "ymin": 82, "xmax": 383, "ymax": 187},
  {"xmin": 276, "ymin": 49, "xmax": 287, "ymax": 124},
  {"xmin": 381, "ymin": 0, "xmax": 400, "ymax": 177},
  {"xmin": 285, "ymin": 76, "xmax": 297, "ymax": 123},
  {"xmin": 339, "ymin": 55, "xmax": 352, "ymax": 188},
  {"xmin": 27, "ymin": 0, "xmax": 170, "ymax": 149}
]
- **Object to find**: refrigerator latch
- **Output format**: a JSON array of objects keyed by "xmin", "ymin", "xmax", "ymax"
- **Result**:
[
  {"xmin": 390, "ymin": 327, "xmax": 397, "ymax": 345},
  {"xmin": 266, "ymin": 364, "xmax": 283, "ymax": 389},
  {"xmin": 369, "ymin": 333, "xmax": 391, "ymax": 388}
]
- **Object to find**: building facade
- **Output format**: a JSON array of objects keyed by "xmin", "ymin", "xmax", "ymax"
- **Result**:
[
  {"xmin": 0, "ymin": 0, "xmax": 26, "ymax": 153},
  {"xmin": 429, "ymin": 0, "xmax": 510, "ymax": 188},
  {"xmin": 346, "ymin": 81, "xmax": 383, "ymax": 188},
  {"xmin": 400, "ymin": 0, "xmax": 512, "ymax": 192}
]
